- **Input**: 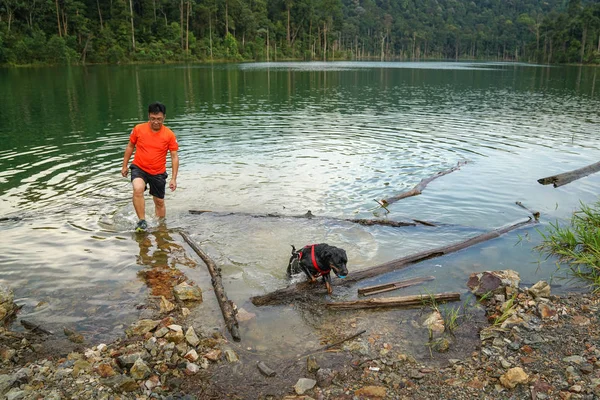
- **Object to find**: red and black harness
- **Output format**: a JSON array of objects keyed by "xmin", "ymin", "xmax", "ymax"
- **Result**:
[{"xmin": 297, "ymin": 244, "xmax": 330, "ymax": 277}]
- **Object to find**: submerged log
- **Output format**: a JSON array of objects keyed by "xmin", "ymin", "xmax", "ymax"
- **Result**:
[
  {"xmin": 537, "ymin": 161, "xmax": 600, "ymax": 188},
  {"xmin": 358, "ymin": 276, "xmax": 435, "ymax": 296},
  {"xmin": 250, "ymin": 217, "xmax": 536, "ymax": 306},
  {"xmin": 326, "ymin": 292, "xmax": 460, "ymax": 310},
  {"xmin": 189, "ymin": 209, "xmax": 434, "ymax": 227},
  {"xmin": 180, "ymin": 231, "xmax": 241, "ymax": 342},
  {"xmin": 381, "ymin": 161, "xmax": 467, "ymax": 206},
  {"xmin": 515, "ymin": 201, "xmax": 540, "ymax": 221}
]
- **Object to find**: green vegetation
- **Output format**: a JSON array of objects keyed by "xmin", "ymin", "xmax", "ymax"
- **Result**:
[
  {"xmin": 536, "ymin": 200, "xmax": 600, "ymax": 291},
  {"xmin": 1, "ymin": 0, "xmax": 599, "ymax": 65}
]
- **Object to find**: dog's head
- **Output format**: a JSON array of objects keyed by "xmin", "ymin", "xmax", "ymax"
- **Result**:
[{"xmin": 323, "ymin": 245, "xmax": 348, "ymax": 279}]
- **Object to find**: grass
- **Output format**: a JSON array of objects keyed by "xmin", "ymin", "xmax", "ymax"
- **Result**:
[
  {"xmin": 535, "ymin": 200, "xmax": 600, "ymax": 291},
  {"xmin": 493, "ymin": 293, "xmax": 517, "ymax": 326}
]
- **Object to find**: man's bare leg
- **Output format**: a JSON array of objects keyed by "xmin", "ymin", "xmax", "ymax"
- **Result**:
[
  {"xmin": 132, "ymin": 178, "xmax": 146, "ymax": 220},
  {"xmin": 153, "ymin": 196, "xmax": 166, "ymax": 218}
]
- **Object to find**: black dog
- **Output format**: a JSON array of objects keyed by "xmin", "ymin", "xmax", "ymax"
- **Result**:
[{"xmin": 287, "ymin": 243, "xmax": 348, "ymax": 294}]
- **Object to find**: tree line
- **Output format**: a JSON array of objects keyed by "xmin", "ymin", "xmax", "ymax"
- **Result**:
[{"xmin": 0, "ymin": 0, "xmax": 599, "ymax": 65}]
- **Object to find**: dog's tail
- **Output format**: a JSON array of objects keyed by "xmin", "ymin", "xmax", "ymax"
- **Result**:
[{"xmin": 287, "ymin": 244, "xmax": 300, "ymax": 278}]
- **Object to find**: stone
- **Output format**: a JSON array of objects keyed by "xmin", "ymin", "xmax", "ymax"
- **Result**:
[
  {"xmin": 236, "ymin": 308, "xmax": 256, "ymax": 322},
  {"xmin": 96, "ymin": 363, "xmax": 116, "ymax": 378},
  {"xmin": 160, "ymin": 296, "xmax": 176, "ymax": 313},
  {"xmin": 563, "ymin": 355, "xmax": 586, "ymax": 364},
  {"xmin": 538, "ymin": 303, "xmax": 557, "ymax": 319},
  {"xmin": 315, "ymin": 368, "xmax": 335, "ymax": 388},
  {"xmin": 467, "ymin": 270, "xmax": 520, "ymax": 296},
  {"xmin": 165, "ymin": 330, "xmax": 185, "ymax": 344},
  {"xmin": 130, "ymin": 358, "xmax": 152, "ymax": 380},
  {"xmin": 354, "ymin": 385, "xmax": 387, "ymax": 398},
  {"xmin": 307, "ymin": 355, "xmax": 320, "ymax": 373},
  {"xmin": 294, "ymin": 378, "xmax": 316, "ymax": 395},
  {"xmin": 224, "ymin": 348, "xmax": 238, "ymax": 363},
  {"xmin": 102, "ymin": 374, "xmax": 139, "ymax": 392},
  {"xmin": 126, "ymin": 319, "xmax": 160, "ymax": 337},
  {"xmin": 116, "ymin": 351, "xmax": 150, "ymax": 369},
  {"xmin": 185, "ymin": 363, "xmax": 200, "ymax": 375},
  {"xmin": 72, "ymin": 360, "xmax": 91, "ymax": 376},
  {"xmin": 423, "ymin": 310, "xmax": 445, "ymax": 339},
  {"xmin": 144, "ymin": 375, "xmax": 161, "ymax": 390},
  {"xmin": 529, "ymin": 281, "xmax": 551, "ymax": 298},
  {"xmin": 499, "ymin": 367, "xmax": 529, "ymax": 389},
  {"xmin": 173, "ymin": 282, "xmax": 203, "ymax": 302},
  {"xmin": 185, "ymin": 326, "xmax": 200, "ymax": 347},
  {"xmin": 184, "ymin": 349, "xmax": 199, "ymax": 362},
  {"xmin": 0, "ymin": 374, "xmax": 17, "ymax": 396},
  {"xmin": 204, "ymin": 349, "xmax": 221, "ymax": 361}
]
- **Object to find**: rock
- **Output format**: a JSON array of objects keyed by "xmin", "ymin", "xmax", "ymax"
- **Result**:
[
  {"xmin": 184, "ymin": 349, "xmax": 199, "ymax": 362},
  {"xmin": 538, "ymin": 303, "xmax": 557, "ymax": 319},
  {"xmin": 102, "ymin": 374, "xmax": 139, "ymax": 392},
  {"xmin": 116, "ymin": 351, "xmax": 150, "ymax": 369},
  {"xmin": 563, "ymin": 355, "xmax": 586, "ymax": 364},
  {"xmin": 204, "ymin": 349, "xmax": 221, "ymax": 361},
  {"xmin": 96, "ymin": 363, "xmax": 116, "ymax": 378},
  {"xmin": 63, "ymin": 327, "xmax": 84, "ymax": 343},
  {"xmin": 72, "ymin": 359, "xmax": 91, "ymax": 376},
  {"xmin": 144, "ymin": 375, "xmax": 161, "ymax": 390},
  {"xmin": 467, "ymin": 270, "xmax": 520, "ymax": 296},
  {"xmin": 529, "ymin": 281, "xmax": 551, "ymax": 298},
  {"xmin": 0, "ymin": 286, "xmax": 16, "ymax": 321},
  {"xmin": 173, "ymin": 282, "xmax": 203, "ymax": 302},
  {"xmin": 0, "ymin": 374, "xmax": 17, "ymax": 396},
  {"xmin": 186, "ymin": 363, "xmax": 200, "ymax": 375},
  {"xmin": 236, "ymin": 308, "xmax": 256, "ymax": 322},
  {"xmin": 257, "ymin": 361, "xmax": 276, "ymax": 377},
  {"xmin": 316, "ymin": 368, "xmax": 335, "ymax": 388},
  {"xmin": 499, "ymin": 367, "xmax": 529, "ymax": 388},
  {"xmin": 294, "ymin": 378, "xmax": 316, "ymax": 395},
  {"xmin": 224, "ymin": 348, "xmax": 238, "ymax": 363},
  {"xmin": 130, "ymin": 358, "xmax": 152, "ymax": 380},
  {"xmin": 160, "ymin": 296, "xmax": 176, "ymax": 313},
  {"xmin": 126, "ymin": 319, "xmax": 160, "ymax": 337},
  {"xmin": 354, "ymin": 385, "xmax": 387, "ymax": 398},
  {"xmin": 423, "ymin": 310, "xmax": 445, "ymax": 339},
  {"xmin": 165, "ymin": 330, "xmax": 185, "ymax": 344},
  {"xmin": 185, "ymin": 326, "xmax": 200, "ymax": 347},
  {"xmin": 307, "ymin": 355, "xmax": 320, "ymax": 373}
]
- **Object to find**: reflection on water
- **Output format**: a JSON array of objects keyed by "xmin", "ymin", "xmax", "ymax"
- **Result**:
[{"xmin": 0, "ymin": 62, "xmax": 599, "ymax": 350}]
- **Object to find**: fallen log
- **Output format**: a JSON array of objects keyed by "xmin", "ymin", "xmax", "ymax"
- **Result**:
[
  {"xmin": 326, "ymin": 292, "xmax": 460, "ymax": 310},
  {"xmin": 180, "ymin": 231, "xmax": 241, "ymax": 342},
  {"xmin": 381, "ymin": 161, "xmax": 467, "ymax": 206},
  {"xmin": 537, "ymin": 160, "xmax": 600, "ymax": 188},
  {"xmin": 250, "ymin": 217, "xmax": 536, "ymax": 306},
  {"xmin": 358, "ymin": 276, "xmax": 435, "ymax": 296},
  {"xmin": 189, "ymin": 209, "xmax": 433, "ymax": 227},
  {"xmin": 515, "ymin": 201, "xmax": 540, "ymax": 221}
]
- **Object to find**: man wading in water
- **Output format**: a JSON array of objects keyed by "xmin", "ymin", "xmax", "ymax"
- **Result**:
[{"xmin": 121, "ymin": 102, "xmax": 179, "ymax": 232}]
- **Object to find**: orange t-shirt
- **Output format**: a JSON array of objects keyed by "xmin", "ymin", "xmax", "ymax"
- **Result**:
[{"xmin": 129, "ymin": 122, "xmax": 179, "ymax": 175}]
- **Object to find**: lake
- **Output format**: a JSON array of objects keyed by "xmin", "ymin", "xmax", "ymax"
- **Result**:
[{"xmin": 0, "ymin": 62, "xmax": 599, "ymax": 353}]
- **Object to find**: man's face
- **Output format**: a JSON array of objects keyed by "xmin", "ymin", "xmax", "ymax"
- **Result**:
[{"xmin": 149, "ymin": 112, "xmax": 165, "ymax": 132}]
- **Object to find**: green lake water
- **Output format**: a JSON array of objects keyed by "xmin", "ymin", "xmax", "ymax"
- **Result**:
[{"xmin": 0, "ymin": 62, "xmax": 599, "ymax": 352}]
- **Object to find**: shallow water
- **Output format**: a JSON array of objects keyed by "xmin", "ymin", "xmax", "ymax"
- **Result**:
[{"xmin": 0, "ymin": 62, "xmax": 599, "ymax": 354}]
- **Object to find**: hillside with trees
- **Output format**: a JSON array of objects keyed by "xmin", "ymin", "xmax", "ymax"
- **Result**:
[{"xmin": 0, "ymin": 0, "xmax": 598, "ymax": 65}]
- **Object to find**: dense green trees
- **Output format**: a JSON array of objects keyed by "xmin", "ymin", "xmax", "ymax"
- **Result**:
[{"xmin": 0, "ymin": 0, "xmax": 598, "ymax": 65}]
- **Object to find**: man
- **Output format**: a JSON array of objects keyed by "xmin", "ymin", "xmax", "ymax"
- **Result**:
[{"xmin": 121, "ymin": 102, "xmax": 179, "ymax": 232}]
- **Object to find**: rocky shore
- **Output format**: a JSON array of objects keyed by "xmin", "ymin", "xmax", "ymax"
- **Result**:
[{"xmin": 1, "ymin": 270, "xmax": 600, "ymax": 399}]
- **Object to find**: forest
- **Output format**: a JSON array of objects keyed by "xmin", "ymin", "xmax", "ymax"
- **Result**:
[{"xmin": 0, "ymin": 0, "xmax": 599, "ymax": 65}]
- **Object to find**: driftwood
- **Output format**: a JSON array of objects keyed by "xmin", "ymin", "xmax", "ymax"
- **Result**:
[
  {"xmin": 326, "ymin": 292, "xmax": 460, "ymax": 310},
  {"xmin": 250, "ymin": 217, "xmax": 536, "ymax": 306},
  {"xmin": 358, "ymin": 276, "xmax": 435, "ymax": 296},
  {"xmin": 20, "ymin": 319, "xmax": 53, "ymax": 335},
  {"xmin": 515, "ymin": 201, "xmax": 540, "ymax": 220},
  {"xmin": 537, "ymin": 161, "xmax": 600, "ymax": 188},
  {"xmin": 180, "ymin": 231, "xmax": 241, "ymax": 342},
  {"xmin": 189, "ymin": 209, "xmax": 434, "ymax": 227},
  {"xmin": 257, "ymin": 361, "xmax": 277, "ymax": 377},
  {"xmin": 381, "ymin": 161, "xmax": 467, "ymax": 206}
]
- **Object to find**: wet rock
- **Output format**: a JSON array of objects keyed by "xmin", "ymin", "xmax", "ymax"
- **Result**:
[
  {"xmin": 315, "ymin": 368, "xmax": 335, "ymax": 388},
  {"xmin": 63, "ymin": 327, "xmax": 84, "ymax": 344},
  {"xmin": 236, "ymin": 308, "xmax": 256, "ymax": 322},
  {"xmin": 160, "ymin": 296, "xmax": 176, "ymax": 313},
  {"xmin": 529, "ymin": 281, "xmax": 551, "ymax": 299},
  {"xmin": 499, "ymin": 367, "xmax": 529, "ymax": 388},
  {"xmin": 294, "ymin": 378, "xmax": 316, "ymax": 395},
  {"xmin": 423, "ymin": 310, "xmax": 445, "ymax": 339},
  {"xmin": 173, "ymin": 282, "xmax": 203, "ymax": 302},
  {"xmin": 126, "ymin": 319, "xmax": 160, "ymax": 337},
  {"xmin": 467, "ymin": 270, "xmax": 520, "ymax": 296},
  {"xmin": 224, "ymin": 348, "xmax": 238, "ymax": 363},
  {"xmin": 307, "ymin": 355, "xmax": 320, "ymax": 373},
  {"xmin": 257, "ymin": 361, "xmax": 276, "ymax": 377},
  {"xmin": 0, "ymin": 286, "xmax": 16, "ymax": 322}
]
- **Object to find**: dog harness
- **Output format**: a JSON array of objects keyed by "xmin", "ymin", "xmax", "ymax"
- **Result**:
[{"xmin": 298, "ymin": 244, "xmax": 329, "ymax": 277}]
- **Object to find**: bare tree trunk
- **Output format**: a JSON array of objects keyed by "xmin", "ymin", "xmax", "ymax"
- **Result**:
[
  {"xmin": 96, "ymin": 0, "xmax": 104, "ymax": 30},
  {"xmin": 153, "ymin": 0, "xmax": 156, "ymax": 22},
  {"xmin": 209, "ymin": 11, "xmax": 213, "ymax": 59},
  {"xmin": 380, "ymin": 34, "xmax": 385, "ymax": 61},
  {"xmin": 55, "ymin": 0, "xmax": 62, "ymax": 36},
  {"xmin": 225, "ymin": 0, "xmax": 229, "ymax": 35},
  {"xmin": 323, "ymin": 22, "xmax": 327, "ymax": 61},
  {"xmin": 580, "ymin": 24, "xmax": 587, "ymax": 64},
  {"xmin": 129, "ymin": 0, "xmax": 135, "ymax": 51},
  {"xmin": 186, "ymin": 0, "xmax": 190, "ymax": 55},
  {"xmin": 180, "ymin": 0, "xmax": 183, "ymax": 50},
  {"xmin": 287, "ymin": 6, "xmax": 291, "ymax": 46},
  {"xmin": 266, "ymin": 28, "xmax": 269, "ymax": 61}
]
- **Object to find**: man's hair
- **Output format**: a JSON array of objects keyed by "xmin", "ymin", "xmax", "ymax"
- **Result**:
[{"xmin": 148, "ymin": 102, "xmax": 166, "ymax": 115}]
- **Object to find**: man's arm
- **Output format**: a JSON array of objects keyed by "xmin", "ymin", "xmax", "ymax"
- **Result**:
[
  {"xmin": 121, "ymin": 141, "xmax": 135, "ymax": 177},
  {"xmin": 169, "ymin": 150, "xmax": 179, "ymax": 191}
]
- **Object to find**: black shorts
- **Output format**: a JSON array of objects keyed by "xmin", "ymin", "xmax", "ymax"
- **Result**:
[{"xmin": 130, "ymin": 164, "xmax": 168, "ymax": 199}]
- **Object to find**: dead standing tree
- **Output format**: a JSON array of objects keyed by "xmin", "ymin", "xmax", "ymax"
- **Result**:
[{"xmin": 250, "ymin": 217, "xmax": 537, "ymax": 307}]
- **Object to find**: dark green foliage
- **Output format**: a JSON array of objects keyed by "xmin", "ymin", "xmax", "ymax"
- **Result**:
[{"xmin": 0, "ymin": 0, "xmax": 598, "ymax": 65}]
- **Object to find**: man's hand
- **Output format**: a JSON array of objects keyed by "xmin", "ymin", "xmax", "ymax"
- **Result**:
[
  {"xmin": 169, "ymin": 178, "xmax": 177, "ymax": 191},
  {"xmin": 121, "ymin": 166, "xmax": 129, "ymax": 177}
]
